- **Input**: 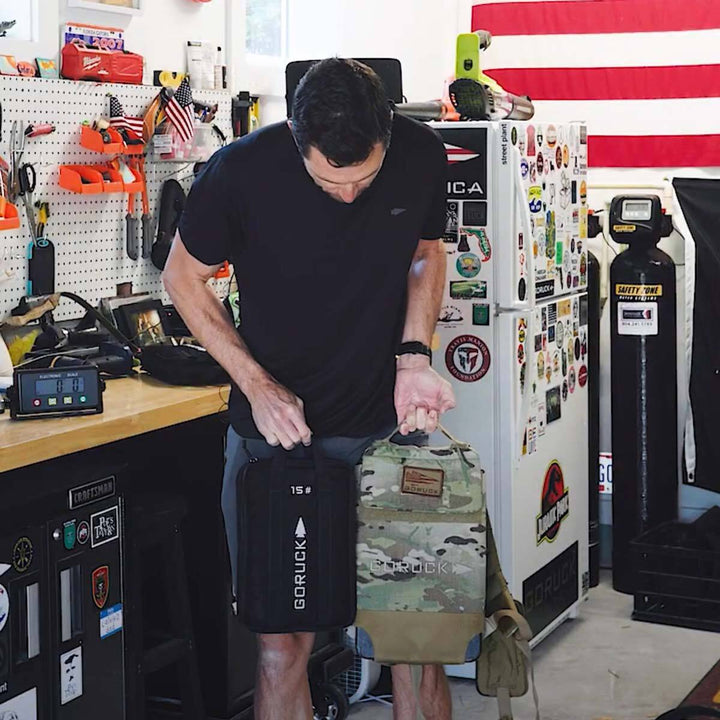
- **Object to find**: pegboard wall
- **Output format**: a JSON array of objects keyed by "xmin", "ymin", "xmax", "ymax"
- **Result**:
[{"xmin": 0, "ymin": 75, "xmax": 233, "ymax": 321}]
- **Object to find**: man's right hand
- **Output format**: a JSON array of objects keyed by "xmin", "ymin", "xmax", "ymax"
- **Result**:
[{"xmin": 244, "ymin": 375, "xmax": 313, "ymax": 450}]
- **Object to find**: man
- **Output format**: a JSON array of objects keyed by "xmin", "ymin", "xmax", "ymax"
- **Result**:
[{"xmin": 163, "ymin": 58, "xmax": 455, "ymax": 720}]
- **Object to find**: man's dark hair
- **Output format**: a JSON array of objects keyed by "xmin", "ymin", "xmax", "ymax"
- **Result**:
[{"xmin": 291, "ymin": 58, "xmax": 392, "ymax": 167}]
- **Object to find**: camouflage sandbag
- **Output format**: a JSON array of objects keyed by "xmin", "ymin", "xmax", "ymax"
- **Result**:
[{"xmin": 355, "ymin": 426, "xmax": 486, "ymax": 664}]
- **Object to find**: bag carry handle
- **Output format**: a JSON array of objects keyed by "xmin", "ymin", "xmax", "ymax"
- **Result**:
[
  {"xmin": 377, "ymin": 424, "xmax": 475, "ymax": 468},
  {"xmin": 270, "ymin": 440, "xmax": 328, "ymax": 479},
  {"xmin": 379, "ymin": 423, "xmax": 470, "ymax": 448},
  {"xmin": 654, "ymin": 707, "xmax": 720, "ymax": 720}
]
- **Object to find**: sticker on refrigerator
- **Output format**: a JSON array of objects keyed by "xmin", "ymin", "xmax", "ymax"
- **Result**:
[
  {"xmin": 555, "ymin": 321, "xmax": 564, "ymax": 347},
  {"xmin": 528, "ymin": 186, "xmax": 542, "ymax": 214},
  {"xmin": 538, "ymin": 406, "xmax": 546, "ymax": 436},
  {"xmin": 472, "ymin": 304, "xmax": 490, "ymax": 326},
  {"xmin": 536, "ymin": 461, "xmax": 570, "ymax": 544},
  {"xmin": 60, "ymin": 646, "xmax": 83, "ymax": 705},
  {"xmin": 536, "ymin": 279, "xmax": 554, "ymax": 300},
  {"xmin": 534, "ymin": 334, "xmax": 542, "ymax": 352},
  {"xmin": 568, "ymin": 366, "xmax": 576, "ymax": 393},
  {"xmin": 0, "ymin": 585, "xmax": 8, "ymax": 633},
  {"xmin": 537, "ymin": 353, "xmax": 545, "ymax": 380},
  {"xmin": 518, "ymin": 277, "xmax": 527, "ymax": 301},
  {"xmin": 438, "ymin": 306, "xmax": 464, "ymax": 326},
  {"xmin": 464, "ymin": 228, "xmax": 491, "ymax": 261},
  {"xmin": 445, "ymin": 335, "xmax": 491, "ymax": 383},
  {"xmin": 450, "ymin": 280, "xmax": 486, "ymax": 300},
  {"xmin": 445, "ymin": 201, "xmax": 459, "ymax": 236},
  {"xmin": 562, "ymin": 380, "xmax": 568, "ymax": 401},
  {"xmin": 546, "ymin": 387, "xmax": 561, "ymax": 424},
  {"xmin": 456, "ymin": 253, "xmax": 481, "ymax": 278},
  {"xmin": 0, "ymin": 688, "xmax": 37, "ymax": 717},
  {"xmin": 618, "ymin": 302, "xmax": 658, "ymax": 336},
  {"xmin": 100, "ymin": 603, "xmax": 123, "ymax": 640},
  {"xmin": 458, "ymin": 233, "xmax": 471, "ymax": 252},
  {"xmin": 462, "ymin": 201, "xmax": 487, "ymax": 227},
  {"xmin": 578, "ymin": 365, "xmax": 588, "ymax": 388}
]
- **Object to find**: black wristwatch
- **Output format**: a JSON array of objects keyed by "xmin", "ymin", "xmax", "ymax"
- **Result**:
[{"xmin": 397, "ymin": 341, "xmax": 432, "ymax": 362}]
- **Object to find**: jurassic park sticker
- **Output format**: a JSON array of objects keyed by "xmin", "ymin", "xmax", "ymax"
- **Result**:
[{"xmin": 536, "ymin": 461, "xmax": 570, "ymax": 544}]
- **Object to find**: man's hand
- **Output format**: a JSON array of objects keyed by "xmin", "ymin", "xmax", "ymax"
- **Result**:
[
  {"xmin": 244, "ymin": 374, "xmax": 313, "ymax": 450},
  {"xmin": 394, "ymin": 355, "xmax": 455, "ymax": 435}
]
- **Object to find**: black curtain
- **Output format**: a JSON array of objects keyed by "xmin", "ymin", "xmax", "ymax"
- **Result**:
[{"xmin": 673, "ymin": 177, "xmax": 720, "ymax": 493}]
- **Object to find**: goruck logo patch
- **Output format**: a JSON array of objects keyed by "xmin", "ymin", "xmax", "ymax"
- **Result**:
[{"xmin": 536, "ymin": 461, "xmax": 569, "ymax": 544}]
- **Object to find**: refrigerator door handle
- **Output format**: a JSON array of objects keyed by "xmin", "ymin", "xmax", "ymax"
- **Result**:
[
  {"xmin": 515, "ymin": 311, "xmax": 533, "ymax": 464},
  {"xmin": 515, "ymin": 153, "xmax": 536, "ymax": 305},
  {"xmin": 497, "ymin": 147, "xmax": 535, "ymax": 313}
]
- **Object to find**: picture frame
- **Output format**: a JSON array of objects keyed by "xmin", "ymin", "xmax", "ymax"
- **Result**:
[{"xmin": 114, "ymin": 299, "xmax": 167, "ymax": 347}]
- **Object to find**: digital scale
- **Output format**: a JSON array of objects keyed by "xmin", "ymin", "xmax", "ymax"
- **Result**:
[{"xmin": 8, "ymin": 366, "xmax": 105, "ymax": 420}]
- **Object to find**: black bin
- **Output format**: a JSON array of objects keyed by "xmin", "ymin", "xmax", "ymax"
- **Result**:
[{"xmin": 631, "ymin": 520, "xmax": 720, "ymax": 633}]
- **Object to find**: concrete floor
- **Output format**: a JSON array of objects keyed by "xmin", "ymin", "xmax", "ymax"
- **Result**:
[{"xmin": 348, "ymin": 572, "xmax": 720, "ymax": 720}]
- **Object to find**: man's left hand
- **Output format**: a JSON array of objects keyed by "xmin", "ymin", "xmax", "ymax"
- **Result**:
[{"xmin": 394, "ymin": 355, "xmax": 456, "ymax": 435}]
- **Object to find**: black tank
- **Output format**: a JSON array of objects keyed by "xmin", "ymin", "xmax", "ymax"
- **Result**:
[{"xmin": 609, "ymin": 195, "xmax": 677, "ymax": 593}]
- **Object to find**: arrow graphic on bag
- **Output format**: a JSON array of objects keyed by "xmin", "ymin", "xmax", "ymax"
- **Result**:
[{"xmin": 295, "ymin": 517, "xmax": 307, "ymax": 538}]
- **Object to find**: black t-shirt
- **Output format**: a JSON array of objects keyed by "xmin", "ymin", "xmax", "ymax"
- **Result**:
[{"xmin": 179, "ymin": 113, "xmax": 447, "ymax": 438}]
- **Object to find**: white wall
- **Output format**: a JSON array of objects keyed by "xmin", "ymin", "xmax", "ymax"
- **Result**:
[
  {"xmin": 2, "ymin": 0, "xmax": 228, "ymax": 86},
  {"xmin": 254, "ymin": 0, "xmax": 468, "ymax": 124}
]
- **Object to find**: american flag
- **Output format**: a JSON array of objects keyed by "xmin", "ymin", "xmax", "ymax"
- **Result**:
[
  {"xmin": 108, "ymin": 95, "xmax": 144, "ymax": 140},
  {"xmin": 163, "ymin": 77, "xmax": 195, "ymax": 142},
  {"xmin": 471, "ymin": 0, "xmax": 720, "ymax": 167}
]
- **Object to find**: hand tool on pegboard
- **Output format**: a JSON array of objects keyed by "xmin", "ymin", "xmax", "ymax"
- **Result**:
[{"xmin": 138, "ymin": 156, "xmax": 153, "ymax": 258}]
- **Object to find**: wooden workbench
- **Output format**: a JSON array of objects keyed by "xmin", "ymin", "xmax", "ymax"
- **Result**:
[{"xmin": 0, "ymin": 375, "xmax": 230, "ymax": 474}]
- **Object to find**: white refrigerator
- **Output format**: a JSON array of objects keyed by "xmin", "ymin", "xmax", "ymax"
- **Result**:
[{"xmin": 430, "ymin": 121, "xmax": 590, "ymax": 675}]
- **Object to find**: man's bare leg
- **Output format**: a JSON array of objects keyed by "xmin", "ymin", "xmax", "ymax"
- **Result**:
[
  {"xmin": 254, "ymin": 632, "xmax": 316, "ymax": 720},
  {"xmin": 391, "ymin": 663, "xmax": 452, "ymax": 720}
]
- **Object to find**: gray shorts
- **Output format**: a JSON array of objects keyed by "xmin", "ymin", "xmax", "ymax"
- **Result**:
[{"xmin": 221, "ymin": 424, "xmax": 425, "ymax": 593}]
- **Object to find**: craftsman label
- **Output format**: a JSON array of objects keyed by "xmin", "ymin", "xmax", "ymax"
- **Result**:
[
  {"xmin": 401, "ymin": 466, "xmax": 445, "ymax": 498},
  {"xmin": 69, "ymin": 476, "xmax": 116, "ymax": 510},
  {"xmin": 618, "ymin": 302, "xmax": 658, "ymax": 336},
  {"xmin": 536, "ymin": 461, "xmax": 570, "ymax": 544},
  {"xmin": 445, "ymin": 335, "xmax": 491, "ymax": 383},
  {"xmin": 90, "ymin": 506, "xmax": 119, "ymax": 548},
  {"xmin": 100, "ymin": 604, "xmax": 123, "ymax": 640},
  {"xmin": 615, "ymin": 284, "xmax": 662, "ymax": 299}
]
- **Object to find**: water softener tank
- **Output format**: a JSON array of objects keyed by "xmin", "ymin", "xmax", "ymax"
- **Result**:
[{"xmin": 609, "ymin": 195, "xmax": 677, "ymax": 594}]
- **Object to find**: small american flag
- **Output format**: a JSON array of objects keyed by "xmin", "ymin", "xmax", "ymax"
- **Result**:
[
  {"xmin": 108, "ymin": 95, "xmax": 144, "ymax": 140},
  {"xmin": 163, "ymin": 77, "xmax": 195, "ymax": 142}
]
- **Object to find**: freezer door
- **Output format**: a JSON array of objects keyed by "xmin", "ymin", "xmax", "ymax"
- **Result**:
[
  {"xmin": 501, "ymin": 121, "xmax": 589, "ymax": 303},
  {"xmin": 431, "ymin": 121, "xmax": 498, "ymax": 524},
  {"xmin": 497, "ymin": 294, "xmax": 590, "ymax": 640}
]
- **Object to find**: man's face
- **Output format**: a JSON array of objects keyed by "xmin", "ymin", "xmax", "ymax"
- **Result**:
[{"xmin": 299, "ymin": 139, "xmax": 387, "ymax": 204}]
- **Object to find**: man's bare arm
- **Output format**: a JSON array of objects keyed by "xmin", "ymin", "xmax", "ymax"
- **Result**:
[
  {"xmin": 162, "ymin": 232, "xmax": 312, "ymax": 449},
  {"xmin": 394, "ymin": 239, "xmax": 455, "ymax": 434}
]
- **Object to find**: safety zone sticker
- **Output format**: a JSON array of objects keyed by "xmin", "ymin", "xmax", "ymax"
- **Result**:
[{"xmin": 615, "ymin": 283, "xmax": 662, "ymax": 300}]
